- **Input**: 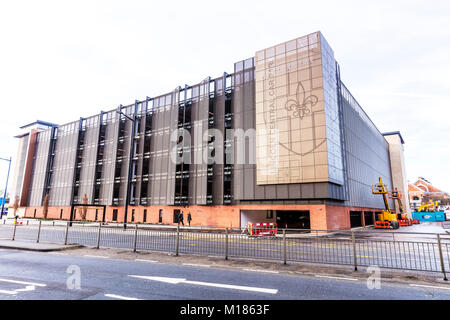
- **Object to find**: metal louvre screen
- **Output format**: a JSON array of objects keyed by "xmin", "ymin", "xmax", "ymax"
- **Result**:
[{"xmin": 28, "ymin": 131, "xmax": 52, "ymax": 206}]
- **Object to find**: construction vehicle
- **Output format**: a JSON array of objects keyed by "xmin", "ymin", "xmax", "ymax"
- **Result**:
[
  {"xmin": 388, "ymin": 188, "xmax": 419, "ymax": 226},
  {"xmin": 371, "ymin": 177, "xmax": 399, "ymax": 229},
  {"xmin": 418, "ymin": 201, "xmax": 439, "ymax": 212},
  {"xmin": 413, "ymin": 201, "xmax": 446, "ymax": 222}
]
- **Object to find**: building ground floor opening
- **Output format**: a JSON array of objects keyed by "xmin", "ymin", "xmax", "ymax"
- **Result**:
[
  {"xmin": 276, "ymin": 210, "xmax": 310, "ymax": 230},
  {"xmin": 239, "ymin": 209, "xmax": 310, "ymax": 230},
  {"xmin": 350, "ymin": 211, "xmax": 363, "ymax": 228},
  {"xmin": 364, "ymin": 211, "xmax": 374, "ymax": 226}
]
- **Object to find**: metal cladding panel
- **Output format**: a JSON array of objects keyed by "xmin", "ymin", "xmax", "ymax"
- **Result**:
[
  {"xmin": 255, "ymin": 32, "xmax": 331, "ymax": 185},
  {"xmin": 99, "ymin": 112, "xmax": 119, "ymax": 205},
  {"xmin": 149, "ymin": 107, "xmax": 164, "ymax": 205},
  {"xmin": 133, "ymin": 113, "xmax": 146, "ymax": 205},
  {"xmin": 242, "ymin": 71, "xmax": 256, "ymax": 201},
  {"xmin": 49, "ymin": 122, "xmax": 79, "ymax": 206},
  {"xmin": 212, "ymin": 80, "xmax": 225, "ymax": 205},
  {"xmin": 288, "ymin": 184, "xmax": 301, "ymax": 198},
  {"xmin": 188, "ymin": 81, "xmax": 209, "ymax": 205},
  {"xmin": 28, "ymin": 130, "xmax": 52, "ymax": 206},
  {"xmin": 314, "ymin": 182, "xmax": 329, "ymax": 198},
  {"xmin": 12, "ymin": 134, "xmax": 29, "ymax": 200},
  {"xmin": 232, "ymin": 56, "xmax": 341, "ymax": 203},
  {"xmin": 78, "ymin": 117, "xmax": 100, "ymax": 204},
  {"xmin": 340, "ymin": 84, "xmax": 394, "ymax": 209},
  {"xmin": 276, "ymin": 184, "xmax": 289, "ymax": 199},
  {"xmin": 166, "ymin": 92, "xmax": 179, "ymax": 205},
  {"xmin": 254, "ymin": 184, "xmax": 265, "ymax": 199},
  {"xmin": 320, "ymin": 34, "xmax": 345, "ymax": 185},
  {"xmin": 301, "ymin": 184, "xmax": 314, "ymax": 199},
  {"xmin": 119, "ymin": 119, "xmax": 133, "ymax": 205},
  {"xmin": 165, "ymin": 92, "xmax": 179, "ymax": 205},
  {"xmin": 231, "ymin": 59, "xmax": 253, "ymax": 201}
]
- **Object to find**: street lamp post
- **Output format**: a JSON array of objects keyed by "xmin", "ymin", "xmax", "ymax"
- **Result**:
[{"xmin": 0, "ymin": 157, "xmax": 12, "ymax": 218}]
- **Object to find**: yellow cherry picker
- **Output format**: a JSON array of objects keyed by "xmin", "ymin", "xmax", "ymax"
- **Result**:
[{"xmin": 371, "ymin": 177, "xmax": 400, "ymax": 229}]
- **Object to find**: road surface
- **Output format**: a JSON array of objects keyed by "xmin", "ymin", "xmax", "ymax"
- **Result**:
[{"xmin": 0, "ymin": 248, "xmax": 449, "ymax": 300}]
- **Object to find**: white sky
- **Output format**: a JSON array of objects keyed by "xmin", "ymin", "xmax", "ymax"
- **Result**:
[{"xmin": 0, "ymin": 0, "xmax": 449, "ymax": 195}]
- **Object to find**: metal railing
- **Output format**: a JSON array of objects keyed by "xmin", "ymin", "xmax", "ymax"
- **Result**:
[{"xmin": 1, "ymin": 219, "xmax": 449, "ymax": 280}]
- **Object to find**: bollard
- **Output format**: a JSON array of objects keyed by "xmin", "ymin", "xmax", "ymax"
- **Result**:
[
  {"xmin": 352, "ymin": 231, "xmax": 358, "ymax": 271},
  {"xmin": 12, "ymin": 221, "xmax": 17, "ymax": 241},
  {"xmin": 96, "ymin": 222, "xmax": 102, "ymax": 249},
  {"xmin": 36, "ymin": 220, "xmax": 42, "ymax": 243},
  {"xmin": 27, "ymin": 220, "xmax": 29, "ymax": 226},
  {"xmin": 225, "ymin": 228, "xmax": 229, "ymax": 260},
  {"xmin": 283, "ymin": 229, "xmax": 287, "ymax": 265},
  {"xmin": 64, "ymin": 221, "xmax": 69, "ymax": 245},
  {"xmin": 133, "ymin": 224, "xmax": 138, "ymax": 252},
  {"xmin": 175, "ymin": 225, "xmax": 180, "ymax": 256},
  {"xmin": 53, "ymin": 221, "xmax": 55, "ymax": 227},
  {"xmin": 437, "ymin": 234, "xmax": 448, "ymax": 281}
]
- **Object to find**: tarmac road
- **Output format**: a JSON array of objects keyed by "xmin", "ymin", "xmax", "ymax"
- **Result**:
[
  {"xmin": 0, "ymin": 248, "xmax": 450, "ymax": 300},
  {"xmin": 0, "ymin": 222, "xmax": 449, "ymax": 275}
]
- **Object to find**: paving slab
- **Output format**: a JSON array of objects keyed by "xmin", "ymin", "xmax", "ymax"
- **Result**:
[{"xmin": 0, "ymin": 240, "xmax": 82, "ymax": 252}]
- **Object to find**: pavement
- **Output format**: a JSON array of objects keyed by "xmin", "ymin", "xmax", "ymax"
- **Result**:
[{"xmin": 0, "ymin": 240, "xmax": 81, "ymax": 252}]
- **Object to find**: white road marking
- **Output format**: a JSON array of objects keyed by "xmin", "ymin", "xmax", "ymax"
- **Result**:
[
  {"xmin": 0, "ymin": 289, "xmax": 17, "ymax": 295},
  {"xmin": 135, "ymin": 259, "xmax": 158, "ymax": 263},
  {"xmin": 410, "ymin": 284, "xmax": 450, "ymax": 291},
  {"xmin": 129, "ymin": 275, "xmax": 278, "ymax": 294},
  {"xmin": 83, "ymin": 255, "xmax": 109, "ymax": 259},
  {"xmin": 15, "ymin": 285, "xmax": 36, "ymax": 292},
  {"xmin": 0, "ymin": 278, "xmax": 46, "ymax": 287},
  {"xmin": 315, "ymin": 275, "xmax": 358, "ymax": 281},
  {"xmin": 243, "ymin": 269, "xmax": 279, "ymax": 274},
  {"xmin": 105, "ymin": 294, "xmax": 141, "ymax": 300},
  {"xmin": 182, "ymin": 263, "xmax": 211, "ymax": 268}
]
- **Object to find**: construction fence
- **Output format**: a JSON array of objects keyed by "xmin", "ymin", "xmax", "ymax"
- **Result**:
[{"xmin": 1, "ymin": 219, "xmax": 449, "ymax": 280}]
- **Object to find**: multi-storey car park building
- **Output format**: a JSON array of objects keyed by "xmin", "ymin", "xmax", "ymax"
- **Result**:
[{"xmin": 9, "ymin": 31, "xmax": 409, "ymax": 230}]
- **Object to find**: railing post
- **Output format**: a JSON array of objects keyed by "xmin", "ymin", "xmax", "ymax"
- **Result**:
[
  {"xmin": 11, "ymin": 220, "xmax": 17, "ymax": 241},
  {"xmin": 36, "ymin": 220, "xmax": 42, "ymax": 243},
  {"xmin": 225, "ymin": 228, "xmax": 229, "ymax": 260},
  {"xmin": 352, "ymin": 231, "xmax": 358, "ymax": 271},
  {"xmin": 175, "ymin": 225, "xmax": 180, "ymax": 256},
  {"xmin": 437, "ymin": 234, "xmax": 448, "ymax": 281},
  {"xmin": 133, "ymin": 224, "xmax": 138, "ymax": 252},
  {"xmin": 64, "ymin": 221, "xmax": 69, "ymax": 245},
  {"xmin": 96, "ymin": 222, "xmax": 102, "ymax": 249},
  {"xmin": 283, "ymin": 229, "xmax": 287, "ymax": 265}
]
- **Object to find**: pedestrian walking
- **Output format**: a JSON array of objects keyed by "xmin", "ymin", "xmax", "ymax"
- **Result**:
[
  {"xmin": 187, "ymin": 212, "xmax": 192, "ymax": 226},
  {"xmin": 178, "ymin": 211, "xmax": 184, "ymax": 226}
]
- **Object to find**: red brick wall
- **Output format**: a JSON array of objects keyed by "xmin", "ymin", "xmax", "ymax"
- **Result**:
[{"xmin": 21, "ymin": 204, "xmax": 379, "ymax": 230}]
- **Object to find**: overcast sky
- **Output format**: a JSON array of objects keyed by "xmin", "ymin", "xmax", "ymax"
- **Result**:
[{"xmin": 0, "ymin": 0, "xmax": 449, "ymax": 196}]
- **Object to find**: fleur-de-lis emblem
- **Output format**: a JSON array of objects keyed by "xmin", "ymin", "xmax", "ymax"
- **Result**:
[{"xmin": 285, "ymin": 82, "xmax": 318, "ymax": 119}]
